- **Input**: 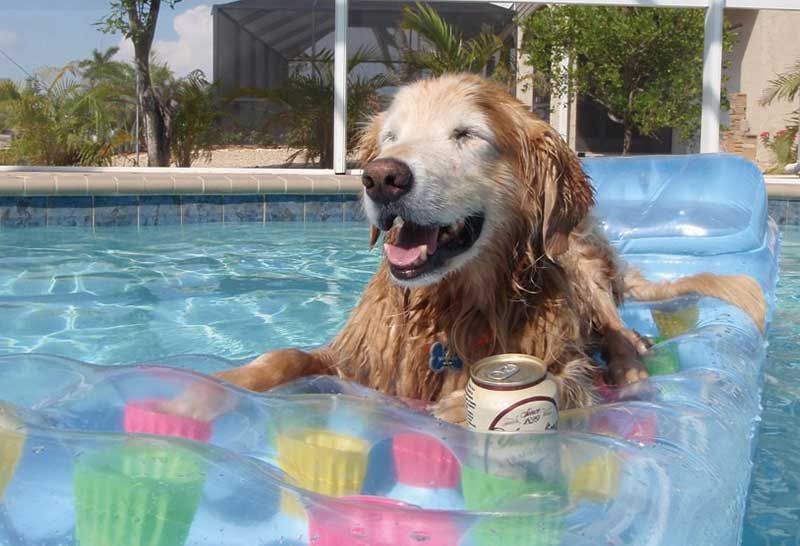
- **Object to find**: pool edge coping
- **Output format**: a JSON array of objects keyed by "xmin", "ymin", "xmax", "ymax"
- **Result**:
[
  {"xmin": 0, "ymin": 171, "xmax": 364, "ymax": 196},
  {"xmin": 0, "ymin": 171, "xmax": 797, "ymax": 198}
]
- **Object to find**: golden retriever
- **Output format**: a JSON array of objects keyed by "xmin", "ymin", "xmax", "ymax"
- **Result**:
[{"xmin": 179, "ymin": 74, "xmax": 766, "ymax": 423}]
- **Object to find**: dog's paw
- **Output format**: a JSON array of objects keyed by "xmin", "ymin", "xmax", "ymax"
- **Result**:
[
  {"xmin": 159, "ymin": 381, "xmax": 238, "ymax": 422},
  {"xmin": 607, "ymin": 352, "xmax": 649, "ymax": 386},
  {"xmin": 429, "ymin": 390, "xmax": 467, "ymax": 426}
]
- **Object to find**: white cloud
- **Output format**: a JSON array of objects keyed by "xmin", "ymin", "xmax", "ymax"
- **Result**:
[
  {"xmin": 115, "ymin": 5, "xmax": 213, "ymax": 78},
  {"xmin": 0, "ymin": 30, "xmax": 18, "ymax": 49}
]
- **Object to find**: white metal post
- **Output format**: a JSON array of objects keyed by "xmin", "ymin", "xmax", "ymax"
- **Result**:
[
  {"xmin": 700, "ymin": 0, "xmax": 725, "ymax": 153},
  {"xmin": 333, "ymin": 0, "xmax": 348, "ymax": 174},
  {"xmin": 135, "ymin": 71, "xmax": 140, "ymax": 167},
  {"xmin": 556, "ymin": 55, "xmax": 571, "ymax": 143}
]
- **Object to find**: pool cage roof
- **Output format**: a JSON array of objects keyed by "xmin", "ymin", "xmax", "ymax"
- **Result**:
[{"xmin": 212, "ymin": 0, "xmax": 515, "ymax": 93}]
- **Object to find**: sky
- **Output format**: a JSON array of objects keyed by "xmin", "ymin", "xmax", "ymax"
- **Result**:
[{"xmin": 0, "ymin": 0, "xmax": 215, "ymax": 81}]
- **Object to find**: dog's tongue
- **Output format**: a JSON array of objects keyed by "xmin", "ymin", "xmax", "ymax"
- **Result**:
[{"xmin": 385, "ymin": 222, "xmax": 439, "ymax": 267}]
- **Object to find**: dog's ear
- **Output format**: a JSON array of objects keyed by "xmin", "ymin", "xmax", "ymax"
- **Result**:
[
  {"xmin": 521, "ymin": 121, "xmax": 594, "ymax": 259},
  {"xmin": 356, "ymin": 112, "xmax": 385, "ymax": 166}
]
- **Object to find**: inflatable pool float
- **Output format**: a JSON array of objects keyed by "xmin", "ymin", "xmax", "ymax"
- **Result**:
[{"xmin": 0, "ymin": 154, "xmax": 779, "ymax": 546}]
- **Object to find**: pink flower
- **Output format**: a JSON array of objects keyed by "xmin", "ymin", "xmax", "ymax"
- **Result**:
[
  {"xmin": 777, "ymin": 129, "xmax": 788, "ymax": 136},
  {"xmin": 759, "ymin": 131, "xmax": 770, "ymax": 140}
]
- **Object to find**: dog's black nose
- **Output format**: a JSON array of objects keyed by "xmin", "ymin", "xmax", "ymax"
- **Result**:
[{"xmin": 362, "ymin": 158, "xmax": 413, "ymax": 205}]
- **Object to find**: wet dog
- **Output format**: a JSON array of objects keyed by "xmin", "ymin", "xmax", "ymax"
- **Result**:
[{"xmin": 179, "ymin": 74, "xmax": 766, "ymax": 423}]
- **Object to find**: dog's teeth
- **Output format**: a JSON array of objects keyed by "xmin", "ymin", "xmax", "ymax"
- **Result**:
[
  {"xmin": 405, "ymin": 245, "xmax": 429, "ymax": 267},
  {"xmin": 393, "ymin": 216, "xmax": 405, "ymax": 228},
  {"xmin": 449, "ymin": 219, "xmax": 465, "ymax": 234}
]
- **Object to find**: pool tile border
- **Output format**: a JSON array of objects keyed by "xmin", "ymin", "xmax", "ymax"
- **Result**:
[
  {"xmin": 0, "ymin": 194, "xmax": 365, "ymax": 228},
  {"xmin": 3, "ymin": 194, "xmax": 797, "ymax": 228}
]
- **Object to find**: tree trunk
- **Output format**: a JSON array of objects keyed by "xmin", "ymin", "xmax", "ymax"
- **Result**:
[
  {"xmin": 622, "ymin": 119, "xmax": 633, "ymax": 156},
  {"xmin": 128, "ymin": 0, "xmax": 171, "ymax": 167},
  {"xmin": 320, "ymin": 114, "xmax": 333, "ymax": 169},
  {"xmin": 137, "ymin": 67, "xmax": 171, "ymax": 166}
]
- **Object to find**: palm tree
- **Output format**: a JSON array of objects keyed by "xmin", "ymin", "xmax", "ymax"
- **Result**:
[
  {"xmin": 240, "ymin": 47, "xmax": 392, "ymax": 168},
  {"xmin": 79, "ymin": 47, "xmax": 129, "ymax": 89},
  {"xmin": 399, "ymin": 2, "xmax": 507, "ymax": 80},
  {"xmin": 761, "ymin": 60, "xmax": 800, "ymax": 173}
]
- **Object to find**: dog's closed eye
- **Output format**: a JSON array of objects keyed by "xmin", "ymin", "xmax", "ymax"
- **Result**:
[
  {"xmin": 382, "ymin": 131, "xmax": 397, "ymax": 143},
  {"xmin": 451, "ymin": 127, "xmax": 474, "ymax": 141}
]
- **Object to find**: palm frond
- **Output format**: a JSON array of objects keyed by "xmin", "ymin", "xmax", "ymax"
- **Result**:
[
  {"xmin": 400, "ymin": 2, "xmax": 510, "ymax": 79},
  {"xmin": 401, "ymin": 2, "xmax": 464, "ymax": 63},
  {"xmin": 466, "ymin": 33, "xmax": 504, "ymax": 74},
  {"xmin": 761, "ymin": 60, "xmax": 800, "ymax": 106}
]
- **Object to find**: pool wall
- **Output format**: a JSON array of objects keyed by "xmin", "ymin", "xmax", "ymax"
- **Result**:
[
  {"xmin": 0, "ymin": 171, "xmax": 367, "ymax": 227},
  {"xmin": 0, "ymin": 195, "xmax": 366, "ymax": 228},
  {"xmin": 767, "ymin": 199, "xmax": 800, "ymax": 226}
]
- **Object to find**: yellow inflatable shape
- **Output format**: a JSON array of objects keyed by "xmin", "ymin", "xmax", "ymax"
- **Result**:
[
  {"xmin": 277, "ymin": 429, "xmax": 369, "ymax": 517},
  {"xmin": 0, "ymin": 405, "xmax": 25, "ymax": 502},
  {"xmin": 566, "ymin": 451, "xmax": 621, "ymax": 502}
]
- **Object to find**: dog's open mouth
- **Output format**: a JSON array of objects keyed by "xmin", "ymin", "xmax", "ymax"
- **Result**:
[{"xmin": 382, "ymin": 214, "xmax": 485, "ymax": 280}]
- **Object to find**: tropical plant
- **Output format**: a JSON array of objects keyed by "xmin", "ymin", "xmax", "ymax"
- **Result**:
[
  {"xmin": 761, "ymin": 60, "xmax": 800, "ymax": 171},
  {"xmin": 97, "ymin": 0, "xmax": 183, "ymax": 166},
  {"xmin": 520, "ymin": 6, "xmax": 735, "ymax": 155},
  {"xmin": 399, "ymin": 2, "xmax": 509, "ymax": 82},
  {"xmin": 0, "ymin": 70, "xmax": 129, "ymax": 166},
  {"xmin": 170, "ymin": 70, "xmax": 222, "ymax": 167},
  {"xmin": 240, "ymin": 47, "xmax": 391, "ymax": 168},
  {"xmin": 760, "ymin": 125, "xmax": 798, "ymax": 173}
]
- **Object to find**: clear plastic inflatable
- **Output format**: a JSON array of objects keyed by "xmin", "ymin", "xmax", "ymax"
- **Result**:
[{"xmin": 0, "ymin": 154, "xmax": 779, "ymax": 546}]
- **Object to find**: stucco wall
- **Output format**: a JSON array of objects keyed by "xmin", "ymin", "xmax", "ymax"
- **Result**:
[{"xmin": 725, "ymin": 9, "xmax": 800, "ymax": 167}]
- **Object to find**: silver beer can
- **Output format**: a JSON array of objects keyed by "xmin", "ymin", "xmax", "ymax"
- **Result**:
[{"xmin": 466, "ymin": 354, "xmax": 559, "ymax": 432}]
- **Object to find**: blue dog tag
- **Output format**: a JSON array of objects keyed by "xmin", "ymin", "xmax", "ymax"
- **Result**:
[{"xmin": 429, "ymin": 342, "xmax": 464, "ymax": 373}]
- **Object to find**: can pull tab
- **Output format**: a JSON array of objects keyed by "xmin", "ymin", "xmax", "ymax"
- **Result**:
[{"xmin": 487, "ymin": 363, "xmax": 519, "ymax": 381}]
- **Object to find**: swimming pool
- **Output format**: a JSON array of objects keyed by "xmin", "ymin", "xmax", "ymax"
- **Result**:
[{"xmin": 0, "ymin": 220, "xmax": 794, "ymax": 544}]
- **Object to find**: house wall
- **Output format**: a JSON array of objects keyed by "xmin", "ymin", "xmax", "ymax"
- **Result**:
[{"xmin": 725, "ymin": 9, "xmax": 800, "ymax": 167}]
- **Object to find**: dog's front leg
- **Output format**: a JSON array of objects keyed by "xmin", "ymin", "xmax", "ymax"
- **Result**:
[
  {"xmin": 602, "ymin": 328, "xmax": 649, "ymax": 385},
  {"xmin": 216, "ymin": 348, "xmax": 336, "ymax": 391},
  {"xmin": 430, "ymin": 390, "xmax": 467, "ymax": 425},
  {"xmin": 162, "ymin": 348, "xmax": 337, "ymax": 421}
]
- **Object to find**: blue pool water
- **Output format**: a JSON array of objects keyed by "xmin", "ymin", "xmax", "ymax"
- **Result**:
[
  {"xmin": 0, "ymin": 224, "xmax": 378, "ymax": 363},
  {"xmin": 743, "ymin": 226, "xmax": 800, "ymax": 546},
  {"xmin": 0, "ymin": 221, "xmax": 795, "ymax": 544}
]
